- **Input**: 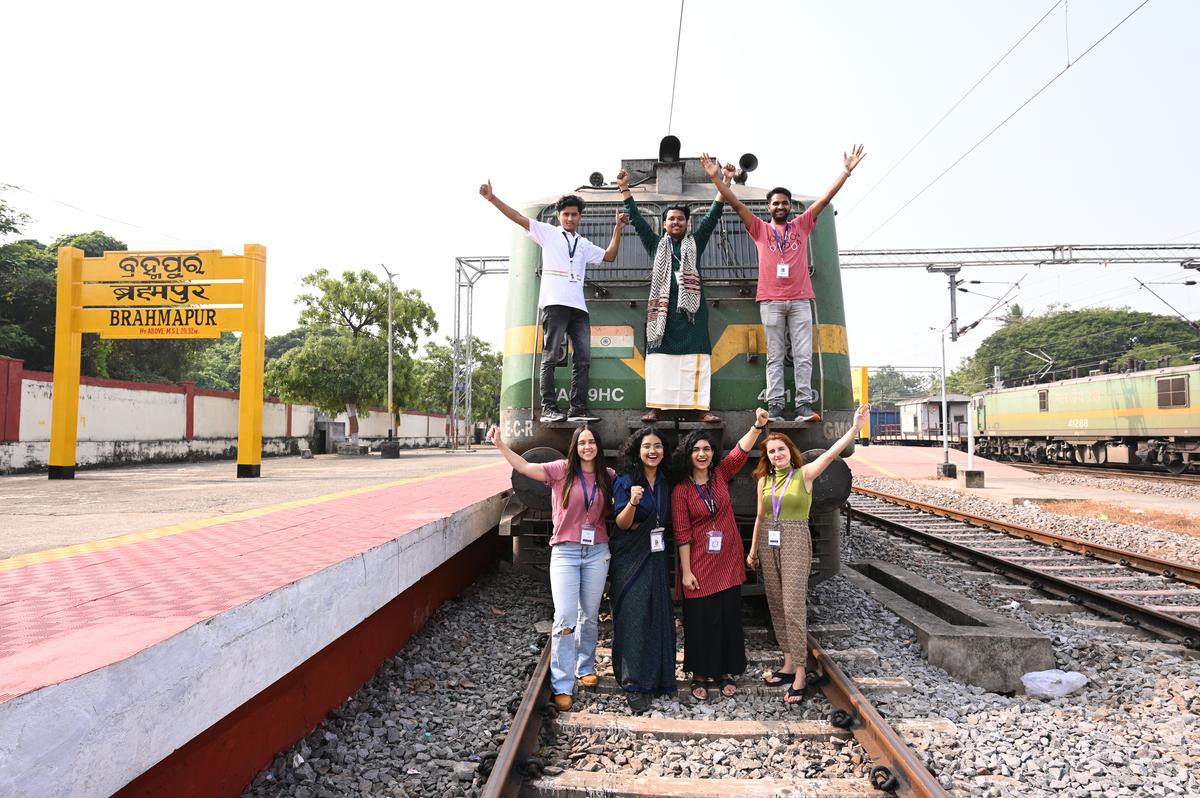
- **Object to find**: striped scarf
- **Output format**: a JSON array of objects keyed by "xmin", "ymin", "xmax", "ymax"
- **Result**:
[{"xmin": 647, "ymin": 234, "xmax": 700, "ymax": 349}]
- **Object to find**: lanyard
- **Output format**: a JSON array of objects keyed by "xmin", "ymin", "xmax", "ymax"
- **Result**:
[
  {"xmin": 771, "ymin": 221, "xmax": 790, "ymax": 256},
  {"xmin": 562, "ymin": 231, "xmax": 581, "ymax": 262},
  {"xmin": 771, "ymin": 469, "xmax": 796, "ymax": 521},
  {"xmin": 691, "ymin": 479, "xmax": 717, "ymax": 518},
  {"xmin": 645, "ymin": 477, "xmax": 664, "ymax": 526},
  {"xmin": 580, "ymin": 473, "xmax": 599, "ymax": 520}
]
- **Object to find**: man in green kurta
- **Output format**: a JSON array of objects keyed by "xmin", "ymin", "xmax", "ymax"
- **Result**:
[{"xmin": 616, "ymin": 163, "xmax": 735, "ymax": 423}]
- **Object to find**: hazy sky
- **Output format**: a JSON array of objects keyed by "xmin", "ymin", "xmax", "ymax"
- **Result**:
[{"xmin": 4, "ymin": 0, "xmax": 1197, "ymax": 377}]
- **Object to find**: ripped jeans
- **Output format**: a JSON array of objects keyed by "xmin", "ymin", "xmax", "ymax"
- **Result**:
[{"xmin": 548, "ymin": 541, "xmax": 610, "ymax": 695}]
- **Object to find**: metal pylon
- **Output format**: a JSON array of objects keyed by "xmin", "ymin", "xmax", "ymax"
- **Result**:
[{"xmin": 450, "ymin": 256, "xmax": 509, "ymax": 450}]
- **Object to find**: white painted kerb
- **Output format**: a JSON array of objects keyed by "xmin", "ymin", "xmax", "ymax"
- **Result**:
[{"xmin": 0, "ymin": 491, "xmax": 506, "ymax": 798}]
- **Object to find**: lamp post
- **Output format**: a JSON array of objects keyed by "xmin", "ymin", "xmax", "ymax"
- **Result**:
[
  {"xmin": 381, "ymin": 264, "xmax": 396, "ymax": 440},
  {"xmin": 930, "ymin": 325, "xmax": 957, "ymax": 479}
]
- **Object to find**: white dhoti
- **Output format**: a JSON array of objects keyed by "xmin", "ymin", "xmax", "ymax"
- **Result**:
[{"xmin": 645, "ymin": 352, "xmax": 712, "ymax": 410}]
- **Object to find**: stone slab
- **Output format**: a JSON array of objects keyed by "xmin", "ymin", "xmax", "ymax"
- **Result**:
[
  {"xmin": 843, "ymin": 559, "xmax": 1055, "ymax": 694},
  {"xmin": 1021, "ymin": 598, "xmax": 1084, "ymax": 615}
]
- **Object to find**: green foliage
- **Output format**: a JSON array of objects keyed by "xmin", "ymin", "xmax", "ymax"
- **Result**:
[
  {"xmin": 412, "ymin": 337, "xmax": 502, "ymax": 421},
  {"xmin": 0, "ymin": 239, "xmax": 57, "ymax": 368},
  {"xmin": 950, "ymin": 307, "xmax": 1200, "ymax": 393},
  {"xmin": 0, "ymin": 195, "xmax": 30, "ymax": 238},
  {"xmin": 867, "ymin": 365, "xmax": 931, "ymax": 407},
  {"xmin": 51, "ymin": 231, "xmax": 127, "ymax": 258},
  {"xmin": 186, "ymin": 333, "xmax": 241, "ymax": 391},
  {"xmin": 265, "ymin": 333, "xmax": 387, "ymax": 417}
]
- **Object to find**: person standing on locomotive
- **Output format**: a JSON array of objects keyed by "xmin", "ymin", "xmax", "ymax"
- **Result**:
[
  {"xmin": 748, "ymin": 403, "xmax": 869, "ymax": 705},
  {"xmin": 615, "ymin": 162, "xmax": 735, "ymax": 424},
  {"xmin": 671, "ymin": 407, "xmax": 769, "ymax": 700},
  {"xmin": 479, "ymin": 181, "xmax": 627, "ymax": 422},
  {"xmin": 610, "ymin": 428, "xmax": 676, "ymax": 713},
  {"xmin": 701, "ymin": 148, "xmax": 866, "ymax": 423},
  {"xmin": 487, "ymin": 424, "xmax": 615, "ymax": 711}
]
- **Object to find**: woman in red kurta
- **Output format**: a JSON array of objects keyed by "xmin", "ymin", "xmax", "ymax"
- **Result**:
[{"xmin": 671, "ymin": 407, "xmax": 768, "ymax": 700}]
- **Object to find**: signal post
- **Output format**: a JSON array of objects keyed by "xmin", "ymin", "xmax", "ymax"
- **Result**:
[{"xmin": 48, "ymin": 245, "xmax": 267, "ymax": 479}]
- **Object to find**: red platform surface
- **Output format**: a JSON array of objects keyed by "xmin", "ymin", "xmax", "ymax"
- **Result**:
[{"xmin": 0, "ymin": 462, "xmax": 510, "ymax": 704}]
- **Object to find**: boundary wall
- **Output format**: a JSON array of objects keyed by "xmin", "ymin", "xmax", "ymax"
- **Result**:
[{"xmin": 0, "ymin": 357, "xmax": 463, "ymax": 472}]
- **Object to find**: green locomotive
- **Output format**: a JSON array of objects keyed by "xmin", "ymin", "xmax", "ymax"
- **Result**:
[
  {"xmin": 496, "ymin": 141, "xmax": 858, "ymax": 585},
  {"xmin": 974, "ymin": 362, "xmax": 1199, "ymax": 473}
]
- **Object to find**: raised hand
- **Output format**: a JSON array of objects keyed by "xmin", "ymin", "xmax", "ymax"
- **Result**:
[
  {"xmin": 486, "ymin": 424, "xmax": 500, "ymax": 445},
  {"xmin": 754, "ymin": 407, "xmax": 770, "ymax": 428},
  {"xmin": 479, "ymin": 180, "xmax": 495, "ymax": 201},
  {"xmin": 615, "ymin": 169, "xmax": 630, "ymax": 192},
  {"xmin": 699, "ymin": 152, "xmax": 721, "ymax": 181},
  {"xmin": 615, "ymin": 210, "xmax": 629, "ymax": 228},
  {"xmin": 629, "ymin": 485, "xmax": 644, "ymax": 506},
  {"xmin": 722, "ymin": 162, "xmax": 737, "ymax": 185},
  {"xmin": 852, "ymin": 403, "xmax": 870, "ymax": 431},
  {"xmin": 844, "ymin": 145, "xmax": 867, "ymax": 174}
]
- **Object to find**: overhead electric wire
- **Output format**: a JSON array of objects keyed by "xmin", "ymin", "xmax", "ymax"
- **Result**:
[
  {"xmin": 1, "ymin": 181, "xmax": 198, "ymax": 246},
  {"xmin": 854, "ymin": 0, "xmax": 1154, "ymax": 248},
  {"xmin": 846, "ymin": 0, "xmax": 1063, "ymax": 215},
  {"xmin": 666, "ymin": 0, "xmax": 685, "ymax": 135}
]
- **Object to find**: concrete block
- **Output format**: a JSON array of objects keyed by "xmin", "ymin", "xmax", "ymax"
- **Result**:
[
  {"xmin": 964, "ymin": 469, "xmax": 985, "ymax": 488},
  {"xmin": 842, "ymin": 560, "xmax": 1055, "ymax": 694},
  {"xmin": 1020, "ymin": 598, "xmax": 1083, "ymax": 615},
  {"xmin": 936, "ymin": 462, "xmax": 958, "ymax": 478},
  {"xmin": 991, "ymin": 583, "xmax": 1035, "ymax": 594}
]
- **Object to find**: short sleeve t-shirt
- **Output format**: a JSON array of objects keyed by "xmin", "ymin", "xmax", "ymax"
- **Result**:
[
  {"xmin": 527, "ymin": 219, "xmax": 607, "ymax": 312},
  {"xmin": 749, "ymin": 208, "xmax": 817, "ymax": 302},
  {"xmin": 542, "ymin": 459, "xmax": 617, "ymax": 546}
]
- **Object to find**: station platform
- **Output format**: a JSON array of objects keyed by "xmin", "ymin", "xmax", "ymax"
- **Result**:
[
  {"xmin": 0, "ymin": 451, "xmax": 510, "ymax": 798},
  {"xmin": 849, "ymin": 444, "xmax": 1199, "ymax": 520}
]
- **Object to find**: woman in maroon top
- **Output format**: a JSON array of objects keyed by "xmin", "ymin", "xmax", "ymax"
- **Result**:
[{"xmin": 671, "ymin": 407, "xmax": 769, "ymax": 700}]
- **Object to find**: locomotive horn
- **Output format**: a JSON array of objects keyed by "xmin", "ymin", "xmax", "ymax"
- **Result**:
[
  {"xmin": 659, "ymin": 135, "xmax": 681, "ymax": 163},
  {"xmin": 735, "ymin": 152, "xmax": 758, "ymax": 184}
]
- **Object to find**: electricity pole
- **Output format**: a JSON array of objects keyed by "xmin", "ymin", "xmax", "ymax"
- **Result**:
[{"xmin": 381, "ymin": 264, "xmax": 396, "ymax": 439}]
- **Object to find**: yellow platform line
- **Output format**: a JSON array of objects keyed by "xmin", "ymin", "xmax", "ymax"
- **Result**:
[
  {"xmin": 0, "ymin": 460, "xmax": 505, "ymax": 574},
  {"xmin": 849, "ymin": 451, "xmax": 904, "ymax": 480}
]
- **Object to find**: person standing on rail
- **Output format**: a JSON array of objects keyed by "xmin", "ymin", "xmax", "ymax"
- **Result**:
[
  {"xmin": 615, "ymin": 162, "xmax": 735, "ymax": 424},
  {"xmin": 487, "ymin": 424, "xmax": 615, "ymax": 711},
  {"xmin": 479, "ymin": 181, "xmax": 628, "ymax": 423},
  {"xmin": 700, "ymin": 148, "xmax": 866, "ymax": 423},
  {"xmin": 671, "ymin": 407, "xmax": 769, "ymax": 700},
  {"xmin": 748, "ymin": 403, "xmax": 869, "ymax": 705},
  {"xmin": 610, "ymin": 427, "xmax": 676, "ymax": 713}
]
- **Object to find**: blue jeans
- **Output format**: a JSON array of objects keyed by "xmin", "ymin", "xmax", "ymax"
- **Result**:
[
  {"xmin": 760, "ymin": 299, "xmax": 814, "ymax": 407},
  {"xmin": 548, "ymin": 541, "xmax": 610, "ymax": 695}
]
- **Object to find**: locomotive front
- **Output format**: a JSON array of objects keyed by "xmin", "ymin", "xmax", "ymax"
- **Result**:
[{"xmin": 498, "ymin": 142, "xmax": 856, "ymax": 585}]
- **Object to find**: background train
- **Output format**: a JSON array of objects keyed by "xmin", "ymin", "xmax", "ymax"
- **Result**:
[
  {"xmin": 497, "ymin": 138, "xmax": 857, "ymax": 587},
  {"xmin": 974, "ymin": 360, "xmax": 1199, "ymax": 473}
]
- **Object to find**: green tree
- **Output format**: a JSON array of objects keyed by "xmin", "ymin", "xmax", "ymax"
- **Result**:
[
  {"xmin": 950, "ymin": 307, "xmax": 1199, "ymax": 393},
  {"xmin": 867, "ymin": 365, "xmax": 931, "ymax": 407},
  {"xmin": 413, "ymin": 336, "xmax": 503, "ymax": 421},
  {"xmin": 0, "ymin": 239, "xmax": 58, "ymax": 368},
  {"xmin": 51, "ymin": 231, "xmax": 127, "ymax": 258},
  {"xmin": 265, "ymin": 334, "xmax": 388, "ymax": 438},
  {"xmin": 0, "ymin": 195, "xmax": 30, "ymax": 238}
]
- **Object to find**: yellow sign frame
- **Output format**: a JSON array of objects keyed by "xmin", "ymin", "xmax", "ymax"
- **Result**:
[{"xmin": 48, "ymin": 245, "xmax": 267, "ymax": 479}]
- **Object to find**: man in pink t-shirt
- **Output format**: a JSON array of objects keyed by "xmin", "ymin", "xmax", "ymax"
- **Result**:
[{"xmin": 702, "ymin": 147, "xmax": 865, "ymax": 422}]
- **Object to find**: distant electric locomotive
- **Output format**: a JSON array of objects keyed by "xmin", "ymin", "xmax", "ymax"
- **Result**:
[{"xmin": 496, "ymin": 139, "xmax": 858, "ymax": 587}]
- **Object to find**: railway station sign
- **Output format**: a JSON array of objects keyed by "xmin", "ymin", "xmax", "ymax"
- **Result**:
[{"xmin": 48, "ymin": 245, "xmax": 267, "ymax": 479}]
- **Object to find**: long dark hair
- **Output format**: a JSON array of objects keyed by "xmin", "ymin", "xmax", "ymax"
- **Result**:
[
  {"xmin": 560, "ymin": 425, "xmax": 612, "ymax": 510},
  {"xmin": 619, "ymin": 427, "xmax": 671, "ymax": 487},
  {"xmin": 672, "ymin": 429, "xmax": 723, "ymax": 483}
]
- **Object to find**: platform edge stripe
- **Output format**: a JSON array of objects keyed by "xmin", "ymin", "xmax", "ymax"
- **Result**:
[{"xmin": 0, "ymin": 461, "xmax": 507, "ymax": 573}]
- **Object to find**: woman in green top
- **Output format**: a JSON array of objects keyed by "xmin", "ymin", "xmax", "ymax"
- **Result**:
[
  {"xmin": 748, "ymin": 404, "xmax": 869, "ymax": 704},
  {"xmin": 615, "ymin": 162, "xmax": 735, "ymax": 423}
]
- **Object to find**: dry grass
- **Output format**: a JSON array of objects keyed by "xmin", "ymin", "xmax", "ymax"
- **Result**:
[{"xmin": 1030, "ymin": 499, "xmax": 1200, "ymax": 538}]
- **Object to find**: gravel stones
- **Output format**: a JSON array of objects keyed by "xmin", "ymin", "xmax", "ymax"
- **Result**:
[{"xmin": 241, "ymin": 569, "xmax": 549, "ymax": 798}]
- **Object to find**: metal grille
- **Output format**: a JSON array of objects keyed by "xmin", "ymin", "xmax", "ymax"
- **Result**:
[{"xmin": 536, "ymin": 201, "xmax": 786, "ymax": 282}]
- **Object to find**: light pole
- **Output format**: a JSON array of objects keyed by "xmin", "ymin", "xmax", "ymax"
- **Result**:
[{"xmin": 381, "ymin": 264, "xmax": 396, "ymax": 440}]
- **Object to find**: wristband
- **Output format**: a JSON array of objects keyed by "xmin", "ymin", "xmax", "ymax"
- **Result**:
[
  {"xmin": 754, "ymin": 423, "xmax": 767, "ymax": 430},
  {"xmin": 843, "ymin": 168, "xmax": 852, "ymax": 176}
]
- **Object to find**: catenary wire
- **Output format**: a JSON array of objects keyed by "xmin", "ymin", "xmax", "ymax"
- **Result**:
[
  {"xmin": 1, "ymin": 181, "xmax": 199, "ymax": 246},
  {"xmin": 853, "ymin": 0, "xmax": 1153, "ymax": 248},
  {"xmin": 667, "ymin": 0, "xmax": 685, "ymax": 135}
]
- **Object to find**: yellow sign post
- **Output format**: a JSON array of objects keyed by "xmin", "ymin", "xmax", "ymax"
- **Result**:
[
  {"xmin": 851, "ymin": 366, "xmax": 870, "ymax": 440},
  {"xmin": 48, "ymin": 245, "xmax": 267, "ymax": 479}
]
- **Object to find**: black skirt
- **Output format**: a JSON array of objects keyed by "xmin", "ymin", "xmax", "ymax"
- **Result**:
[{"xmin": 681, "ymin": 584, "xmax": 746, "ymax": 679}]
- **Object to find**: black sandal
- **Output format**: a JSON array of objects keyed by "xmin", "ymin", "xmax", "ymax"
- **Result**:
[
  {"xmin": 718, "ymin": 677, "xmax": 737, "ymax": 698},
  {"xmin": 785, "ymin": 685, "xmax": 807, "ymax": 705},
  {"xmin": 690, "ymin": 680, "xmax": 708, "ymax": 701},
  {"xmin": 762, "ymin": 671, "xmax": 795, "ymax": 687}
]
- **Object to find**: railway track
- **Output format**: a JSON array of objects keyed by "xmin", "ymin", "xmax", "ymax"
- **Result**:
[
  {"xmin": 482, "ymin": 630, "xmax": 950, "ymax": 797},
  {"xmin": 848, "ymin": 487, "xmax": 1200, "ymax": 650},
  {"xmin": 1010, "ymin": 462, "xmax": 1200, "ymax": 485}
]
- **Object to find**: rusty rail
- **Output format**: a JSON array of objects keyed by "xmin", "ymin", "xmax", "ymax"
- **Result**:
[{"xmin": 480, "ymin": 639, "xmax": 551, "ymax": 798}]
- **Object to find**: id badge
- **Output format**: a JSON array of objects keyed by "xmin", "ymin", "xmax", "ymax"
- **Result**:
[
  {"xmin": 767, "ymin": 528, "xmax": 782, "ymax": 548},
  {"xmin": 776, "ymin": 262, "xmax": 790, "ymax": 279},
  {"xmin": 650, "ymin": 527, "xmax": 665, "ymax": 552},
  {"xmin": 568, "ymin": 270, "xmax": 582, "ymax": 283},
  {"xmin": 580, "ymin": 524, "xmax": 596, "ymax": 546},
  {"xmin": 706, "ymin": 529, "xmax": 723, "ymax": 554}
]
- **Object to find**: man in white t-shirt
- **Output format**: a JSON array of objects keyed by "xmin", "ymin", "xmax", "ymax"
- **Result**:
[{"xmin": 480, "ymin": 181, "xmax": 627, "ymax": 422}]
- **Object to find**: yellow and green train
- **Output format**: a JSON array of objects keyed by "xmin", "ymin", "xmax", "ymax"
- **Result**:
[
  {"xmin": 498, "ymin": 142, "xmax": 857, "ymax": 585},
  {"xmin": 974, "ymin": 362, "xmax": 1199, "ymax": 473}
]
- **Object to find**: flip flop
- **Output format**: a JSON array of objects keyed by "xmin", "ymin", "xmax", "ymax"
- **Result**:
[
  {"xmin": 690, "ymin": 680, "xmax": 708, "ymax": 701},
  {"xmin": 762, "ymin": 671, "xmax": 795, "ymax": 687},
  {"xmin": 718, "ymin": 677, "xmax": 737, "ymax": 698},
  {"xmin": 784, "ymin": 685, "xmax": 807, "ymax": 705}
]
